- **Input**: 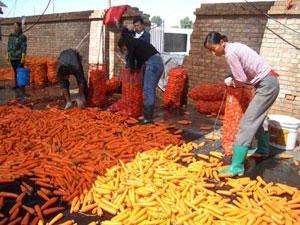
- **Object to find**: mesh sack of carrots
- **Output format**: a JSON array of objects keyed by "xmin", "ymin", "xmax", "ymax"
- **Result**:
[
  {"xmin": 194, "ymin": 99, "xmax": 225, "ymax": 115},
  {"xmin": 87, "ymin": 64, "xmax": 107, "ymax": 107},
  {"xmin": 106, "ymin": 77, "xmax": 121, "ymax": 95},
  {"xmin": 0, "ymin": 68, "xmax": 14, "ymax": 81},
  {"xmin": 47, "ymin": 58, "xmax": 58, "ymax": 84},
  {"xmin": 121, "ymin": 69, "xmax": 143, "ymax": 117},
  {"xmin": 222, "ymin": 86, "xmax": 254, "ymax": 155},
  {"xmin": 188, "ymin": 82, "xmax": 226, "ymax": 101},
  {"xmin": 162, "ymin": 67, "xmax": 187, "ymax": 108}
]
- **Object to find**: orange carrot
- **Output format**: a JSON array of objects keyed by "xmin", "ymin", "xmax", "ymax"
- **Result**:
[
  {"xmin": 37, "ymin": 191, "xmax": 49, "ymax": 201},
  {"xmin": 40, "ymin": 188, "xmax": 51, "ymax": 196},
  {"xmin": 0, "ymin": 192, "xmax": 18, "ymax": 198},
  {"xmin": 42, "ymin": 207, "xmax": 65, "ymax": 216},
  {"xmin": 22, "ymin": 182, "xmax": 33, "ymax": 193},
  {"xmin": 0, "ymin": 218, "xmax": 8, "ymax": 225},
  {"xmin": 21, "ymin": 213, "xmax": 30, "ymax": 225},
  {"xmin": 9, "ymin": 202, "xmax": 21, "ymax": 215},
  {"xmin": 0, "ymin": 197, "xmax": 3, "ymax": 210},
  {"xmin": 29, "ymin": 217, "xmax": 39, "ymax": 225},
  {"xmin": 22, "ymin": 205, "xmax": 35, "ymax": 215},
  {"xmin": 294, "ymin": 160, "xmax": 299, "ymax": 167},
  {"xmin": 16, "ymin": 192, "xmax": 26, "ymax": 202},
  {"xmin": 34, "ymin": 205, "xmax": 43, "ymax": 222},
  {"xmin": 41, "ymin": 197, "xmax": 58, "ymax": 210},
  {"xmin": 9, "ymin": 208, "xmax": 19, "ymax": 221},
  {"xmin": 7, "ymin": 217, "xmax": 22, "ymax": 225}
]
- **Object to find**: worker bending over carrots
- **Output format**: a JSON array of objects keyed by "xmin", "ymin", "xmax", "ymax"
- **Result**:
[
  {"xmin": 204, "ymin": 31, "xmax": 280, "ymax": 177},
  {"xmin": 57, "ymin": 49, "xmax": 88, "ymax": 109},
  {"xmin": 118, "ymin": 34, "xmax": 164, "ymax": 124}
]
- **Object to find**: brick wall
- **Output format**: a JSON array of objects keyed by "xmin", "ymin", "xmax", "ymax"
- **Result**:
[
  {"xmin": 0, "ymin": 7, "xmax": 149, "ymax": 80},
  {"xmin": 184, "ymin": 1, "xmax": 300, "ymax": 118}
]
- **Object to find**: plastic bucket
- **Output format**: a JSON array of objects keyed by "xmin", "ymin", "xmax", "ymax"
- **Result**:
[
  {"xmin": 268, "ymin": 114, "xmax": 300, "ymax": 150},
  {"xmin": 17, "ymin": 68, "xmax": 30, "ymax": 86}
]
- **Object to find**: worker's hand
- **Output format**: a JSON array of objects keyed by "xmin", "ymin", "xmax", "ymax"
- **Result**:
[
  {"xmin": 224, "ymin": 77, "xmax": 233, "ymax": 86},
  {"xmin": 76, "ymin": 96, "xmax": 86, "ymax": 108},
  {"xmin": 64, "ymin": 101, "xmax": 73, "ymax": 109},
  {"xmin": 21, "ymin": 53, "xmax": 26, "ymax": 64}
]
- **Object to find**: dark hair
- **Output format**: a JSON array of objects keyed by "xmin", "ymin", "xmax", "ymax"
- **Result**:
[
  {"xmin": 118, "ymin": 35, "xmax": 133, "ymax": 53},
  {"xmin": 204, "ymin": 31, "xmax": 228, "ymax": 48},
  {"xmin": 133, "ymin": 17, "xmax": 144, "ymax": 25},
  {"xmin": 15, "ymin": 21, "xmax": 23, "ymax": 33}
]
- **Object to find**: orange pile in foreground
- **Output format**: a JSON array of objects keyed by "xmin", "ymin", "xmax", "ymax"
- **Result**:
[
  {"xmin": 72, "ymin": 144, "xmax": 300, "ymax": 225},
  {"xmin": 0, "ymin": 106, "xmax": 183, "ymax": 202}
]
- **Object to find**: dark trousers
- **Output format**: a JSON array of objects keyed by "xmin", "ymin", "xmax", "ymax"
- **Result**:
[{"xmin": 10, "ymin": 59, "xmax": 24, "ymax": 87}]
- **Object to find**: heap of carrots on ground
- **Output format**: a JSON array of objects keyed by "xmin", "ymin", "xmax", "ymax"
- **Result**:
[
  {"xmin": 58, "ymin": 142, "xmax": 300, "ymax": 225},
  {"xmin": 0, "ymin": 105, "xmax": 183, "ymax": 200}
]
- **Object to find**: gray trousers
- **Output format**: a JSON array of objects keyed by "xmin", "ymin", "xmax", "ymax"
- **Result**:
[{"xmin": 235, "ymin": 75, "xmax": 280, "ymax": 147}]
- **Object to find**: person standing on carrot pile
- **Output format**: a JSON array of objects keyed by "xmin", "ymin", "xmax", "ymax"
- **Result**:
[
  {"xmin": 7, "ymin": 22, "xmax": 27, "ymax": 90},
  {"xmin": 204, "ymin": 31, "xmax": 280, "ymax": 177},
  {"xmin": 57, "ymin": 49, "xmax": 88, "ymax": 109},
  {"xmin": 118, "ymin": 35, "xmax": 164, "ymax": 124}
]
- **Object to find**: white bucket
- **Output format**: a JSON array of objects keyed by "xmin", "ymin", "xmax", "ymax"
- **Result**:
[{"xmin": 268, "ymin": 114, "xmax": 300, "ymax": 150}]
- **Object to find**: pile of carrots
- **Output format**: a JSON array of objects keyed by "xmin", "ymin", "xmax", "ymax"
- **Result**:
[
  {"xmin": 69, "ymin": 142, "xmax": 300, "ymax": 224},
  {"xmin": 121, "ymin": 69, "xmax": 143, "ymax": 117},
  {"xmin": 0, "ymin": 106, "xmax": 183, "ymax": 203},
  {"xmin": 87, "ymin": 65, "xmax": 107, "ymax": 107},
  {"xmin": 0, "ymin": 181, "xmax": 67, "ymax": 225},
  {"xmin": 25, "ymin": 57, "xmax": 48, "ymax": 86},
  {"xmin": 162, "ymin": 67, "xmax": 187, "ymax": 108},
  {"xmin": 0, "ymin": 68, "xmax": 14, "ymax": 81},
  {"xmin": 188, "ymin": 83, "xmax": 226, "ymax": 115},
  {"xmin": 222, "ymin": 87, "xmax": 253, "ymax": 155}
]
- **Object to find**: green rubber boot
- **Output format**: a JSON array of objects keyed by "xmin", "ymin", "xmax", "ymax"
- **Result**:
[
  {"xmin": 139, "ymin": 105, "xmax": 154, "ymax": 125},
  {"xmin": 247, "ymin": 132, "xmax": 269, "ymax": 157},
  {"xmin": 219, "ymin": 145, "xmax": 248, "ymax": 177}
]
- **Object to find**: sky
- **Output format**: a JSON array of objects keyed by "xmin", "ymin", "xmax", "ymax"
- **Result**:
[{"xmin": 1, "ymin": 0, "xmax": 275, "ymax": 27}]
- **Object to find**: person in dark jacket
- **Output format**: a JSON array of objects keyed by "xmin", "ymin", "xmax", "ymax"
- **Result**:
[
  {"xmin": 7, "ymin": 22, "xmax": 27, "ymax": 89},
  {"xmin": 57, "ymin": 49, "xmax": 88, "ymax": 109},
  {"xmin": 118, "ymin": 36, "xmax": 164, "ymax": 124},
  {"xmin": 133, "ymin": 17, "xmax": 150, "ymax": 43}
]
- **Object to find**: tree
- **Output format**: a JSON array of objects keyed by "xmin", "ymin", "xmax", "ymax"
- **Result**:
[
  {"xmin": 180, "ymin": 17, "xmax": 193, "ymax": 29},
  {"xmin": 151, "ymin": 16, "xmax": 163, "ymax": 26}
]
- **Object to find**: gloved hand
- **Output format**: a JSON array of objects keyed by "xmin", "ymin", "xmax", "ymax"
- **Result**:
[
  {"xmin": 21, "ymin": 53, "xmax": 26, "ymax": 64},
  {"xmin": 64, "ymin": 101, "xmax": 73, "ymax": 109},
  {"xmin": 76, "ymin": 96, "xmax": 86, "ymax": 108},
  {"xmin": 6, "ymin": 52, "xmax": 10, "ymax": 62},
  {"xmin": 224, "ymin": 77, "xmax": 233, "ymax": 86}
]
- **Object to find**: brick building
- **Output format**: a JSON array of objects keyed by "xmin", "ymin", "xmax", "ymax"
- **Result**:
[
  {"xmin": 184, "ymin": 1, "xmax": 300, "ymax": 118},
  {"xmin": 0, "ymin": 7, "xmax": 149, "ymax": 79}
]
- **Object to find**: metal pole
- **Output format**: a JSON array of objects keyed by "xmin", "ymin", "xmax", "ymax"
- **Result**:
[{"xmin": 107, "ymin": 0, "xmax": 111, "ymax": 8}]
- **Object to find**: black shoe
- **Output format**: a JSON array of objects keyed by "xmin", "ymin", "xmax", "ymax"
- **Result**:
[{"xmin": 139, "ymin": 105, "xmax": 154, "ymax": 125}]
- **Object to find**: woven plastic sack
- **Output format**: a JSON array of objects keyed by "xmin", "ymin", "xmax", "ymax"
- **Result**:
[
  {"xmin": 87, "ymin": 64, "xmax": 107, "ymax": 107},
  {"xmin": 162, "ymin": 67, "xmax": 187, "ymax": 108},
  {"xmin": 189, "ymin": 83, "xmax": 226, "ymax": 101},
  {"xmin": 194, "ymin": 100, "xmax": 225, "ymax": 115},
  {"xmin": 222, "ymin": 87, "xmax": 254, "ymax": 155},
  {"xmin": 47, "ymin": 58, "xmax": 58, "ymax": 84},
  {"xmin": 121, "ymin": 69, "xmax": 143, "ymax": 117},
  {"xmin": 106, "ymin": 77, "xmax": 121, "ymax": 95},
  {"xmin": 0, "ymin": 68, "xmax": 14, "ymax": 81},
  {"xmin": 34, "ymin": 61, "xmax": 47, "ymax": 86}
]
